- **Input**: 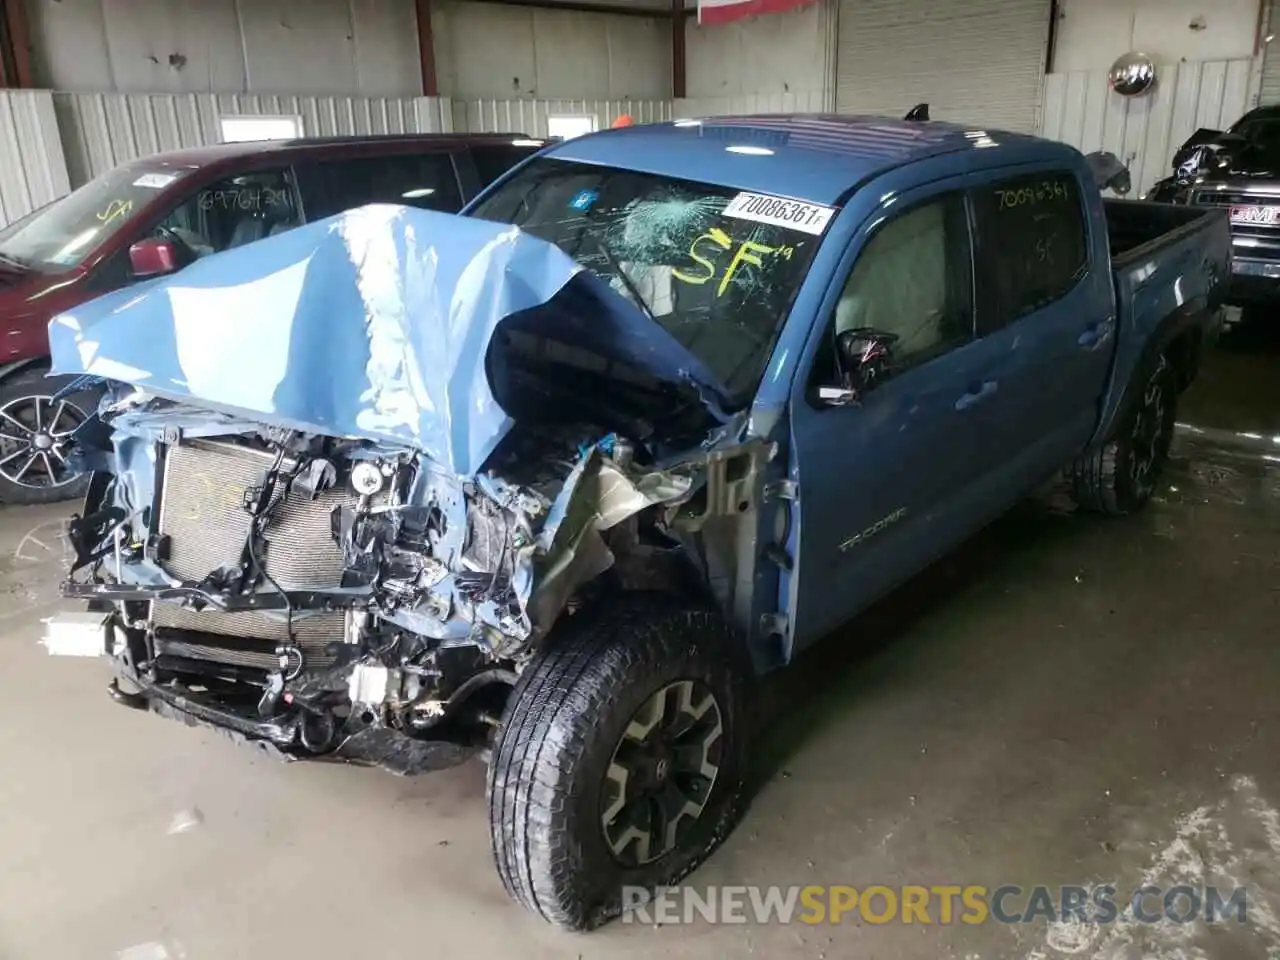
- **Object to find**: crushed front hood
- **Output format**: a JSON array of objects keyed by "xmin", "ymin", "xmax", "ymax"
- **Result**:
[{"xmin": 48, "ymin": 204, "xmax": 723, "ymax": 475}]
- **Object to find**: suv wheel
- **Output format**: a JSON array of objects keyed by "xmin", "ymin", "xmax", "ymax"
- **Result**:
[
  {"xmin": 0, "ymin": 371, "xmax": 97, "ymax": 506},
  {"xmin": 486, "ymin": 600, "xmax": 747, "ymax": 930},
  {"xmin": 1071, "ymin": 353, "xmax": 1176, "ymax": 516}
]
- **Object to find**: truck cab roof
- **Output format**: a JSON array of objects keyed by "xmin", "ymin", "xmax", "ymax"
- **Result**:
[{"xmin": 543, "ymin": 114, "xmax": 1082, "ymax": 205}]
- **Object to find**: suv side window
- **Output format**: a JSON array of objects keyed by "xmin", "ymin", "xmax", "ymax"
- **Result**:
[
  {"xmin": 823, "ymin": 192, "xmax": 974, "ymax": 378},
  {"xmin": 469, "ymin": 144, "xmax": 539, "ymax": 188},
  {"xmin": 970, "ymin": 172, "xmax": 1088, "ymax": 334},
  {"xmin": 299, "ymin": 152, "xmax": 463, "ymax": 219},
  {"xmin": 157, "ymin": 168, "xmax": 302, "ymax": 259}
]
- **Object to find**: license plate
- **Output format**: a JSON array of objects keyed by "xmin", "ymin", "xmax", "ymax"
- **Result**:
[{"xmin": 1229, "ymin": 204, "xmax": 1280, "ymax": 225}]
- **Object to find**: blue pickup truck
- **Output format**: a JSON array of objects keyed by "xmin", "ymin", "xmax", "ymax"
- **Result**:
[{"xmin": 47, "ymin": 115, "xmax": 1228, "ymax": 930}]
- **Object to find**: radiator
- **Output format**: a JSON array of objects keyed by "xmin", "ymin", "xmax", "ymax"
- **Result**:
[
  {"xmin": 158, "ymin": 440, "xmax": 356, "ymax": 589},
  {"xmin": 151, "ymin": 439, "xmax": 361, "ymax": 669}
]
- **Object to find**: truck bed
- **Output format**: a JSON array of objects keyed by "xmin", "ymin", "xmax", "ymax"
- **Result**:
[
  {"xmin": 1091, "ymin": 197, "xmax": 1230, "ymax": 445},
  {"xmin": 1103, "ymin": 198, "xmax": 1222, "ymax": 266}
]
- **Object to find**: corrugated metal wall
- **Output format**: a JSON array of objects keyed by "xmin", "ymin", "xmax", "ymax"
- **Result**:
[
  {"xmin": 0, "ymin": 91, "xmax": 71, "ymax": 227},
  {"xmin": 1052, "ymin": 0, "xmax": 1261, "ymax": 74},
  {"xmin": 835, "ymin": 0, "xmax": 1052, "ymax": 132},
  {"xmin": 1261, "ymin": 0, "xmax": 1280, "ymax": 105},
  {"xmin": 54, "ymin": 92, "xmax": 444, "ymax": 185},
  {"xmin": 684, "ymin": 1, "xmax": 831, "ymax": 105},
  {"xmin": 1041, "ymin": 58, "xmax": 1256, "ymax": 198},
  {"xmin": 433, "ymin": 0, "xmax": 671, "ymax": 101},
  {"xmin": 26, "ymin": 0, "xmax": 423, "ymax": 97},
  {"xmin": 450, "ymin": 98, "xmax": 670, "ymax": 136},
  {"xmin": 673, "ymin": 90, "xmax": 829, "ymax": 118},
  {"xmin": 26, "ymin": 0, "xmax": 671, "ymax": 102}
]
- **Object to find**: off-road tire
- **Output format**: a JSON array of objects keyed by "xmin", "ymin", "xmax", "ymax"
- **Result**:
[
  {"xmin": 0, "ymin": 369, "xmax": 101, "ymax": 506},
  {"xmin": 1071, "ymin": 354, "xmax": 1177, "ymax": 516},
  {"xmin": 486, "ymin": 599, "xmax": 748, "ymax": 930}
]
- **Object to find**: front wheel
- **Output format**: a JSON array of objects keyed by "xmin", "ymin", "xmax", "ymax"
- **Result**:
[
  {"xmin": 0, "ymin": 371, "xmax": 99, "ymax": 506},
  {"xmin": 1071, "ymin": 353, "xmax": 1177, "ymax": 516},
  {"xmin": 486, "ymin": 601, "xmax": 747, "ymax": 930}
]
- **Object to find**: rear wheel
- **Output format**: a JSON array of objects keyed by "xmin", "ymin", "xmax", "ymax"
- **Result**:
[
  {"xmin": 1071, "ymin": 354, "xmax": 1176, "ymax": 516},
  {"xmin": 486, "ymin": 600, "xmax": 747, "ymax": 930},
  {"xmin": 0, "ymin": 371, "xmax": 97, "ymax": 505}
]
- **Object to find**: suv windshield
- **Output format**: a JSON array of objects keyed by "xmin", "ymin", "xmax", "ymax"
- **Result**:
[
  {"xmin": 0, "ymin": 163, "xmax": 190, "ymax": 271},
  {"xmin": 470, "ymin": 158, "xmax": 827, "ymax": 402}
]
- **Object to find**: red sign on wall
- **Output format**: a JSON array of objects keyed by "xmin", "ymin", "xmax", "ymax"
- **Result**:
[{"xmin": 697, "ymin": 0, "xmax": 819, "ymax": 26}]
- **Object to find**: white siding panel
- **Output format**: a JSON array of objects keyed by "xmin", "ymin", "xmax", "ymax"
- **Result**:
[
  {"xmin": 0, "ymin": 91, "xmax": 72, "ymax": 228},
  {"xmin": 1053, "ymin": 0, "xmax": 1260, "ymax": 74},
  {"xmin": 605, "ymin": 15, "xmax": 672, "ymax": 100},
  {"xmin": 1263, "ymin": 1, "xmax": 1280, "ymax": 105},
  {"xmin": 349, "ymin": 0, "xmax": 425, "ymax": 97},
  {"xmin": 451, "ymin": 99, "xmax": 670, "ymax": 136},
  {"xmin": 414, "ymin": 97, "xmax": 455, "ymax": 133},
  {"xmin": 674, "ymin": 90, "xmax": 829, "ymax": 118},
  {"xmin": 26, "ymin": 0, "xmax": 422, "ymax": 96},
  {"xmin": 684, "ymin": 3, "xmax": 828, "ymax": 102},
  {"xmin": 836, "ymin": 0, "xmax": 1052, "ymax": 133},
  {"xmin": 26, "ymin": 0, "xmax": 118, "ymax": 91},
  {"xmin": 55, "ymin": 92, "xmax": 431, "ymax": 185},
  {"xmin": 1041, "ymin": 58, "xmax": 1256, "ymax": 198},
  {"xmin": 432, "ymin": 1, "xmax": 669, "ymax": 100}
]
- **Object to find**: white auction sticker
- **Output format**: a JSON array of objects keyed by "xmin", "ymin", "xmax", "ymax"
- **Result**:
[
  {"xmin": 722, "ymin": 192, "xmax": 835, "ymax": 235},
  {"xmin": 133, "ymin": 172, "xmax": 177, "ymax": 189}
]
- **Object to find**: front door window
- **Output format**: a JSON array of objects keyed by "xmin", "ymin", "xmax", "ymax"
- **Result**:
[{"xmin": 157, "ymin": 168, "xmax": 302, "ymax": 260}]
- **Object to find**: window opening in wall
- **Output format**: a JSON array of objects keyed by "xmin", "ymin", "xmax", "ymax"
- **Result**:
[
  {"xmin": 219, "ymin": 115, "xmax": 305, "ymax": 144},
  {"xmin": 546, "ymin": 115, "xmax": 598, "ymax": 140}
]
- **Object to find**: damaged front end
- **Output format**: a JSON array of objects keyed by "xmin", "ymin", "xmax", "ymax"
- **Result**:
[
  {"xmin": 62, "ymin": 400, "xmax": 716, "ymax": 772},
  {"xmin": 49, "ymin": 205, "xmax": 782, "ymax": 773}
]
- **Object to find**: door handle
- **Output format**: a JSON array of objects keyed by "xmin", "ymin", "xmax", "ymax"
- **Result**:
[
  {"xmin": 955, "ymin": 380, "xmax": 998, "ymax": 411},
  {"xmin": 1078, "ymin": 317, "xmax": 1115, "ymax": 349}
]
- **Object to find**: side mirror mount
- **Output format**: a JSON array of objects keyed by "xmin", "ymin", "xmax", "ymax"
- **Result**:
[
  {"xmin": 819, "ymin": 328, "xmax": 897, "ymax": 407},
  {"xmin": 817, "ymin": 384, "xmax": 860, "ymax": 407},
  {"xmin": 1084, "ymin": 151, "xmax": 1132, "ymax": 195},
  {"xmin": 128, "ymin": 238, "xmax": 179, "ymax": 279}
]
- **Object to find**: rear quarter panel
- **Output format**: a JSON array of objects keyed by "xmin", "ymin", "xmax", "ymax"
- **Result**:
[{"xmin": 1092, "ymin": 206, "xmax": 1230, "ymax": 443}]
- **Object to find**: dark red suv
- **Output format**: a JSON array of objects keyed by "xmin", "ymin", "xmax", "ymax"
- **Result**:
[{"xmin": 0, "ymin": 132, "xmax": 543, "ymax": 504}]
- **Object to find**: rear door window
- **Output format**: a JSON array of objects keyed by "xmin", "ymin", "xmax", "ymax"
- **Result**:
[
  {"xmin": 297, "ymin": 152, "xmax": 463, "ymax": 219},
  {"xmin": 969, "ymin": 172, "xmax": 1089, "ymax": 334}
]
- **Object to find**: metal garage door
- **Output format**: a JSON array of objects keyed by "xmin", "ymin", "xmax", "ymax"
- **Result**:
[
  {"xmin": 1262, "ymin": 0, "xmax": 1280, "ymax": 105},
  {"xmin": 835, "ymin": 0, "xmax": 1052, "ymax": 132}
]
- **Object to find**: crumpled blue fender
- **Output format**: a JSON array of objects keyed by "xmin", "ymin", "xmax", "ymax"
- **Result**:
[{"xmin": 48, "ymin": 204, "xmax": 724, "ymax": 475}]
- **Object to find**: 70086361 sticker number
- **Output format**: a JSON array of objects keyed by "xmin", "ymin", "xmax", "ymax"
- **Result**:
[{"xmin": 722, "ymin": 192, "xmax": 835, "ymax": 235}]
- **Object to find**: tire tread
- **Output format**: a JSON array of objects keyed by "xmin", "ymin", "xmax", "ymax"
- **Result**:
[{"xmin": 487, "ymin": 601, "xmax": 743, "ymax": 930}]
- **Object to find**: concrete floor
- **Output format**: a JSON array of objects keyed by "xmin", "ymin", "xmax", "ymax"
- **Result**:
[{"xmin": 1, "ymin": 322, "xmax": 1278, "ymax": 959}]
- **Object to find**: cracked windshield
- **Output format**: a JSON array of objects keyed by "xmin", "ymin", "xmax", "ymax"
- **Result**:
[
  {"xmin": 471, "ymin": 158, "xmax": 825, "ymax": 402},
  {"xmin": 0, "ymin": 163, "xmax": 189, "ymax": 271}
]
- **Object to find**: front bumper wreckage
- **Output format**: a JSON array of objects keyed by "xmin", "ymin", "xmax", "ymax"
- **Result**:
[{"xmin": 46, "ymin": 204, "xmax": 778, "ymax": 772}]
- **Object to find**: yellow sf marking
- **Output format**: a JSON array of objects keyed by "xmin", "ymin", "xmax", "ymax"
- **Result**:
[
  {"xmin": 718, "ymin": 240, "xmax": 776, "ymax": 297},
  {"xmin": 671, "ymin": 227, "xmax": 733, "ymax": 285},
  {"xmin": 96, "ymin": 199, "xmax": 133, "ymax": 226}
]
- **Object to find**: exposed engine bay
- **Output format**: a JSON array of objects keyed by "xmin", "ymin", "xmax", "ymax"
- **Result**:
[{"xmin": 62, "ymin": 386, "xmax": 774, "ymax": 772}]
